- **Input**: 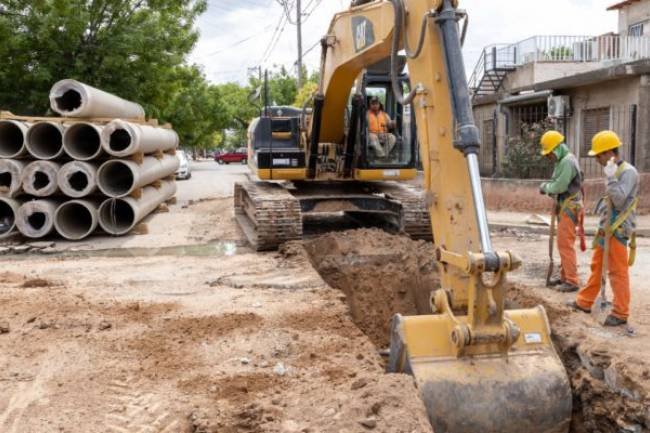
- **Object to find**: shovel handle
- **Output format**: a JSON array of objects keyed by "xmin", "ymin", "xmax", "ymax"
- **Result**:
[{"xmin": 546, "ymin": 204, "xmax": 556, "ymax": 286}]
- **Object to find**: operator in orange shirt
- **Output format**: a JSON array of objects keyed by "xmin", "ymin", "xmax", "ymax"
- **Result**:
[{"xmin": 367, "ymin": 96, "xmax": 396, "ymax": 159}]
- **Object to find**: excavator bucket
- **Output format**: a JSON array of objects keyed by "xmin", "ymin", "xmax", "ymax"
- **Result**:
[{"xmin": 388, "ymin": 305, "xmax": 572, "ymax": 433}]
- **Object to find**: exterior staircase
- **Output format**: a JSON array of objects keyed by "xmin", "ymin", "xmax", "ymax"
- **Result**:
[{"xmin": 468, "ymin": 44, "xmax": 516, "ymax": 99}]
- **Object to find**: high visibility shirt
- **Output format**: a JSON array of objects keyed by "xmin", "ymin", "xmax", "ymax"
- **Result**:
[{"xmin": 368, "ymin": 111, "xmax": 390, "ymax": 134}]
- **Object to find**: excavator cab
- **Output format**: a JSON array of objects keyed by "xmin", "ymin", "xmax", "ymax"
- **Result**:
[{"xmin": 359, "ymin": 59, "xmax": 417, "ymax": 169}]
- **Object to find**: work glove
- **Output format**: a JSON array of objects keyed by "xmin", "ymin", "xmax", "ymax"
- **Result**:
[
  {"xmin": 539, "ymin": 183, "xmax": 547, "ymax": 195},
  {"xmin": 604, "ymin": 158, "xmax": 617, "ymax": 178}
]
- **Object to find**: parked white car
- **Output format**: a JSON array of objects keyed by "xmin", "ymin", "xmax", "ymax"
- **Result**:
[{"xmin": 175, "ymin": 150, "xmax": 191, "ymax": 180}]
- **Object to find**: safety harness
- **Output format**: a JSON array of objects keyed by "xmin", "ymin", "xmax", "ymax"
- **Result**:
[
  {"xmin": 593, "ymin": 162, "xmax": 638, "ymax": 266},
  {"xmin": 557, "ymin": 154, "xmax": 586, "ymax": 251}
]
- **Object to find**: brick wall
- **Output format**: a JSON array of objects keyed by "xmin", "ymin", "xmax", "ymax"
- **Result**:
[{"xmin": 483, "ymin": 173, "xmax": 650, "ymax": 214}]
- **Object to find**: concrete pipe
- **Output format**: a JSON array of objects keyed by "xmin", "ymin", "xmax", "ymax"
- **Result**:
[
  {"xmin": 101, "ymin": 120, "xmax": 179, "ymax": 157},
  {"xmin": 98, "ymin": 180, "xmax": 176, "ymax": 235},
  {"xmin": 22, "ymin": 161, "xmax": 61, "ymax": 197},
  {"xmin": 63, "ymin": 122, "xmax": 104, "ymax": 160},
  {"xmin": 16, "ymin": 199, "xmax": 58, "ymax": 238},
  {"xmin": 49, "ymin": 79, "xmax": 145, "ymax": 119},
  {"xmin": 0, "ymin": 159, "xmax": 27, "ymax": 198},
  {"xmin": 0, "ymin": 119, "xmax": 29, "ymax": 158},
  {"xmin": 57, "ymin": 161, "xmax": 98, "ymax": 198},
  {"xmin": 0, "ymin": 197, "xmax": 20, "ymax": 239},
  {"xmin": 54, "ymin": 200, "xmax": 98, "ymax": 240},
  {"xmin": 26, "ymin": 121, "xmax": 65, "ymax": 160},
  {"xmin": 97, "ymin": 154, "xmax": 179, "ymax": 198}
]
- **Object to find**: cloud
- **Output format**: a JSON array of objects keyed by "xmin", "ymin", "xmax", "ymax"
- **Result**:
[{"xmin": 191, "ymin": 0, "xmax": 618, "ymax": 84}]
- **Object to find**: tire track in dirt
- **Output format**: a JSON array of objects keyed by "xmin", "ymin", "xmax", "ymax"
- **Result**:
[{"xmin": 104, "ymin": 377, "xmax": 179, "ymax": 433}]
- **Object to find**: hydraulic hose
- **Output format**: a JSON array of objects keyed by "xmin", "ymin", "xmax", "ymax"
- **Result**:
[{"xmin": 388, "ymin": 0, "xmax": 418, "ymax": 105}]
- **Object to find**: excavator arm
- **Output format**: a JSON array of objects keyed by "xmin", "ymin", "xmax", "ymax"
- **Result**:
[{"xmin": 310, "ymin": 1, "xmax": 572, "ymax": 432}]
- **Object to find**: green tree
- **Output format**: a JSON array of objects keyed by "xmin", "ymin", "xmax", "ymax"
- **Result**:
[
  {"xmin": 0, "ymin": 0, "xmax": 206, "ymax": 117},
  {"xmin": 249, "ymin": 66, "xmax": 298, "ymax": 107},
  {"xmin": 161, "ymin": 66, "xmax": 224, "ymax": 151},
  {"xmin": 216, "ymin": 82, "xmax": 260, "ymax": 130}
]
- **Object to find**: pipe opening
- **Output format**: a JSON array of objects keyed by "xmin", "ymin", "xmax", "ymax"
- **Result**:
[
  {"xmin": 100, "ymin": 199, "xmax": 135, "ymax": 234},
  {"xmin": 57, "ymin": 202, "xmax": 93, "ymax": 238},
  {"xmin": 68, "ymin": 171, "xmax": 89, "ymax": 192},
  {"xmin": 28, "ymin": 123, "xmax": 63, "ymax": 158},
  {"xmin": 65, "ymin": 124, "xmax": 101, "ymax": 159},
  {"xmin": 109, "ymin": 129, "xmax": 132, "ymax": 152},
  {"xmin": 55, "ymin": 89, "xmax": 83, "ymax": 112},
  {"xmin": 99, "ymin": 161, "xmax": 134, "ymax": 196},
  {"xmin": 27, "ymin": 212, "xmax": 47, "ymax": 231},
  {"xmin": 0, "ymin": 201, "xmax": 15, "ymax": 235},
  {"xmin": 0, "ymin": 121, "xmax": 24, "ymax": 157},
  {"xmin": 0, "ymin": 172, "xmax": 12, "ymax": 189},
  {"xmin": 33, "ymin": 171, "xmax": 51, "ymax": 191}
]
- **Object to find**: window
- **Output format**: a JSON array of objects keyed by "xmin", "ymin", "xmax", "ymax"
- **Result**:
[
  {"xmin": 629, "ymin": 23, "xmax": 644, "ymax": 37},
  {"xmin": 581, "ymin": 107, "xmax": 610, "ymax": 155}
]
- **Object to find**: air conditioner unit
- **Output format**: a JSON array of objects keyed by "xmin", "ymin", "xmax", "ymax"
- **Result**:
[{"xmin": 548, "ymin": 95, "xmax": 571, "ymax": 118}]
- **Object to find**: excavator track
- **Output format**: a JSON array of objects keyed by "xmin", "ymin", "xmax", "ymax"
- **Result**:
[
  {"xmin": 234, "ymin": 181, "xmax": 303, "ymax": 251},
  {"xmin": 380, "ymin": 183, "xmax": 433, "ymax": 241}
]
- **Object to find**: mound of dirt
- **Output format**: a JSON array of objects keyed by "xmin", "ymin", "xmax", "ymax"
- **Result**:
[
  {"xmin": 508, "ymin": 284, "xmax": 650, "ymax": 433},
  {"xmin": 304, "ymin": 228, "xmax": 438, "ymax": 348}
]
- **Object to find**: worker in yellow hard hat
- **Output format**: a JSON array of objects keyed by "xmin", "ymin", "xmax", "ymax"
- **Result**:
[
  {"xmin": 569, "ymin": 131, "xmax": 639, "ymax": 326},
  {"xmin": 539, "ymin": 130, "xmax": 584, "ymax": 293}
]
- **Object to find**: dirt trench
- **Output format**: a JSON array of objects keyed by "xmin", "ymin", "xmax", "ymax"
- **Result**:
[
  {"xmin": 303, "ymin": 228, "xmax": 438, "ymax": 348},
  {"xmin": 303, "ymin": 228, "xmax": 649, "ymax": 433}
]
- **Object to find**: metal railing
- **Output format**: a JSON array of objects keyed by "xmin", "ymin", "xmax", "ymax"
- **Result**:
[
  {"xmin": 468, "ymin": 44, "xmax": 514, "ymax": 91},
  {"xmin": 469, "ymin": 34, "xmax": 650, "ymax": 92}
]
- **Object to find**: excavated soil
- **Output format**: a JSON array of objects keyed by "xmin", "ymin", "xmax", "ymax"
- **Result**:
[
  {"xmin": 303, "ymin": 228, "xmax": 439, "ymax": 348},
  {"xmin": 304, "ymin": 229, "xmax": 650, "ymax": 433},
  {"xmin": 509, "ymin": 284, "xmax": 650, "ymax": 433}
]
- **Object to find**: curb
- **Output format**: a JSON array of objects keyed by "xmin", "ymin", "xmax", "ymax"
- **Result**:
[{"xmin": 490, "ymin": 222, "xmax": 650, "ymax": 238}]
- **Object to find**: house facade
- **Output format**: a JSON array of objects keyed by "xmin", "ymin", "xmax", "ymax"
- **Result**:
[{"xmin": 471, "ymin": 0, "xmax": 650, "ymax": 181}]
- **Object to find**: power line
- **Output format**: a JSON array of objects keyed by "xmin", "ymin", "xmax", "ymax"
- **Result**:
[
  {"xmin": 260, "ymin": 11, "xmax": 289, "ymax": 64},
  {"xmin": 206, "ymin": 25, "xmax": 274, "ymax": 56},
  {"xmin": 302, "ymin": 38, "xmax": 321, "ymax": 58}
]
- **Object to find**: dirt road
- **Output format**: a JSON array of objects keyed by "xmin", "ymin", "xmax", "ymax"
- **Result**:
[
  {"xmin": 1, "ymin": 163, "xmax": 648, "ymax": 432},
  {"xmin": 0, "ymin": 163, "xmax": 432, "ymax": 433}
]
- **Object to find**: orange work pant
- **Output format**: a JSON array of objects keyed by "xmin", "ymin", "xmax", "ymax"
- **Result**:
[
  {"xmin": 557, "ymin": 212, "xmax": 579, "ymax": 286},
  {"xmin": 576, "ymin": 238, "xmax": 630, "ymax": 320}
]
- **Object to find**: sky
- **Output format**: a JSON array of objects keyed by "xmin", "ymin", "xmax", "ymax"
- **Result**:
[{"xmin": 190, "ymin": 0, "xmax": 620, "ymax": 85}]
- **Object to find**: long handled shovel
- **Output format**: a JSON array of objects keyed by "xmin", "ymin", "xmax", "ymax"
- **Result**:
[
  {"xmin": 593, "ymin": 200, "xmax": 613, "ymax": 323},
  {"xmin": 545, "ymin": 203, "xmax": 556, "ymax": 287}
]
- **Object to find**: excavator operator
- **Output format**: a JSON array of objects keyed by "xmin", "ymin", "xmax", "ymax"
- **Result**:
[{"xmin": 367, "ymin": 96, "xmax": 396, "ymax": 159}]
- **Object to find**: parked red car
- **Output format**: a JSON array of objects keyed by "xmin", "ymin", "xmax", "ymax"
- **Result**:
[{"xmin": 215, "ymin": 148, "xmax": 248, "ymax": 164}]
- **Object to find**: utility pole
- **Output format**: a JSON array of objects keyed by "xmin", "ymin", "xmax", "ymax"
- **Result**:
[{"xmin": 296, "ymin": 0, "xmax": 303, "ymax": 89}]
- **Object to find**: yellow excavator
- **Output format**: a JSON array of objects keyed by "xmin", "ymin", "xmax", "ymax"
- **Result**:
[{"xmin": 236, "ymin": 0, "xmax": 573, "ymax": 432}]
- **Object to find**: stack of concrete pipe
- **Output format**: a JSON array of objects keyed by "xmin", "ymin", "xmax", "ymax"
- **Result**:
[{"xmin": 0, "ymin": 79, "xmax": 179, "ymax": 241}]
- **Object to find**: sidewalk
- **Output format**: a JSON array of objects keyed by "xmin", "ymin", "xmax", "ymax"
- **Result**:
[{"xmin": 488, "ymin": 210, "xmax": 650, "ymax": 237}]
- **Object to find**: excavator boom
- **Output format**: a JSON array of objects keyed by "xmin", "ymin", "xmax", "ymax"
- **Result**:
[{"xmin": 313, "ymin": 1, "xmax": 572, "ymax": 432}]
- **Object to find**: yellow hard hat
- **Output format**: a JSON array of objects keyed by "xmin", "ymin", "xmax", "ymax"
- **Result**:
[
  {"xmin": 540, "ymin": 131, "xmax": 564, "ymax": 156},
  {"xmin": 589, "ymin": 130, "xmax": 621, "ymax": 156}
]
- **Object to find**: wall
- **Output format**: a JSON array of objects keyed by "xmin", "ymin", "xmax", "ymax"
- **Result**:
[
  {"xmin": 503, "ymin": 62, "xmax": 604, "ymax": 92},
  {"xmin": 561, "ymin": 76, "xmax": 642, "ymax": 176},
  {"xmin": 482, "ymin": 173, "xmax": 650, "ymax": 214},
  {"xmin": 618, "ymin": 0, "xmax": 650, "ymax": 35}
]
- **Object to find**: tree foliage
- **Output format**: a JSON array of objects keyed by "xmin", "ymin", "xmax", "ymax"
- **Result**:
[
  {"xmin": 0, "ymin": 0, "xmax": 206, "ymax": 116},
  {"xmin": 0, "ymin": 2, "xmax": 319, "ymax": 151}
]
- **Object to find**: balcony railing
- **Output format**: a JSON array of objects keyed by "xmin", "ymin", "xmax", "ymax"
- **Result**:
[{"xmin": 469, "ymin": 34, "xmax": 650, "ymax": 94}]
